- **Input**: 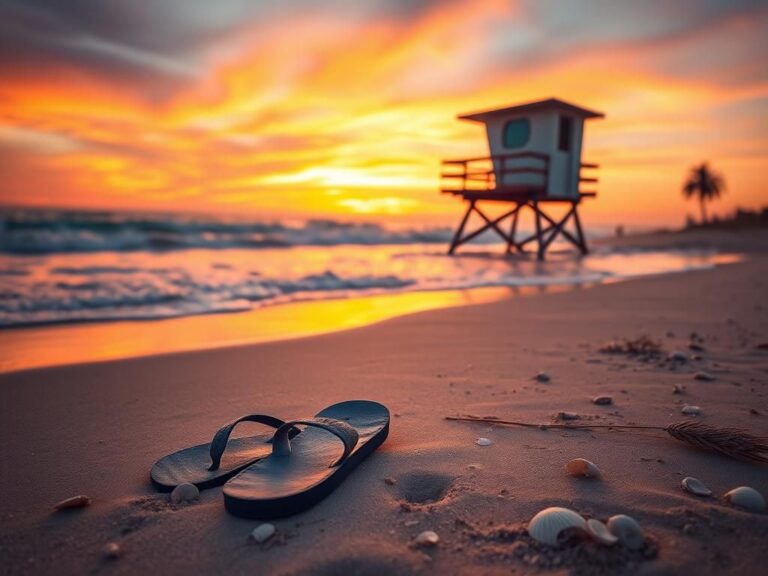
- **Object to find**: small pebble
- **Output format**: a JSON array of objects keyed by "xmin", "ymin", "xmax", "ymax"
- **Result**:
[
  {"xmin": 592, "ymin": 395, "xmax": 613, "ymax": 406},
  {"xmin": 688, "ymin": 343, "xmax": 705, "ymax": 352},
  {"xmin": 534, "ymin": 372, "xmax": 551, "ymax": 383},
  {"xmin": 101, "ymin": 542, "xmax": 121, "ymax": 560},
  {"xmin": 672, "ymin": 384, "xmax": 685, "ymax": 395},
  {"xmin": 384, "ymin": 477, "xmax": 396, "ymax": 486},
  {"xmin": 54, "ymin": 495, "xmax": 91, "ymax": 511},
  {"xmin": 475, "ymin": 437, "xmax": 493, "ymax": 446},
  {"xmin": 681, "ymin": 405, "xmax": 701, "ymax": 416},
  {"xmin": 694, "ymin": 371, "xmax": 715, "ymax": 381},
  {"xmin": 668, "ymin": 351, "xmax": 688, "ymax": 363},
  {"xmin": 170, "ymin": 482, "xmax": 200, "ymax": 505},
  {"xmin": 557, "ymin": 411, "xmax": 579, "ymax": 421},
  {"xmin": 404, "ymin": 519, "xmax": 420, "ymax": 527},
  {"xmin": 251, "ymin": 523, "xmax": 276, "ymax": 543},
  {"xmin": 414, "ymin": 530, "xmax": 440, "ymax": 547}
]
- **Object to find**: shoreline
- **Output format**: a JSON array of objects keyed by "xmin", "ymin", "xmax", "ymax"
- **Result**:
[{"xmin": 0, "ymin": 248, "xmax": 742, "ymax": 375}]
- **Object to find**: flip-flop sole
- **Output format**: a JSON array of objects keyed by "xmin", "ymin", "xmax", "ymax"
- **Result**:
[{"xmin": 223, "ymin": 400, "xmax": 389, "ymax": 519}]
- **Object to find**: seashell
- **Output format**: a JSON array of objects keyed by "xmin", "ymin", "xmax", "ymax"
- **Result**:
[
  {"xmin": 101, "ymin": 542, "xmax": 121, "ymax": 560},
  {"xmin": 557, "ymin": 411, "xmax": 579, "ymax": 421},
  {"xmin": 586, "ymin": 519, "xmax": 618, "ymax": 545},
  {"xmin": 723, "ymin": 486, "xmax": 766, "ymax": 512},
  {"xmin": 681, "ymin": 405, "xmax": 701, "ymax": 416},
  {"xmin": 592, "ymin": 395, "xmax": 613, "ymax": 406},
  {"xmin": 251, "ymin": 523, "xmax": 276, "ymax": 543},
  {"xmin": 527, "ymin": 507, "xmax": 586, "ymax": 547},
  {"xmin": 668, "ymin": 351, "xmax": 688, "ymax": 363},
  {"xmin": 54, "ymin": 495, "xmax": 91, "ymax": 511},
  {"xmin": 534, "ymin": 371, "xmax": 551, "ymax": 383},
  {"xmin": 607, "ymin": 515, "xmax": 645, "ymax": 550},
  {"xmin": 414, "ymin": 530, "xmax": 440, "ymax": 547},
  {"xmin": 475, "ymin": 437, "xmax": 493, "ymax": 446},
  {"xmin": 565, "ymin": 458, "xmax": 601, "ymax": 478},
  {"xmin": 693, "ymin": 371, "xmax": 715, "ymax": 381},
  {"xmin": 681, "ymin": 476, "xmax": 711, "ymax": 497},
  {"xmin": 170, "ymin": 482, "xmax": 200, "ymax": 504}
]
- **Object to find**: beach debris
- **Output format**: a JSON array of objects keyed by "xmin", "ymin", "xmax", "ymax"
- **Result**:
[
  {"xmin": 414, "ymin": 530, "xmax": 440, "ymax": 547},
  {"xmin": 54, "ymin": 495, "xmax": 91, "ymax": 511},
  {"xmin": 404, "ymin": 519, "xmax": 420, "ymax": 527},
  {"xmin": 694, "ymin": 371, "xmax": 715, "ymax": 382},
  {"xmin": 101, "ymin": 542, "xmax": 122, "ymax": 560},
  {"xmin": 447, "ymin": 416, "xmax": 768, "ymax": 463},
  {"xmin": 681, "ymin": 405, "xmax": 701, "ymax": 416},
  {"xmin": 592, "ymin": 395, "xmax": 613, "ymax": 406},
  {"xmin": 672, "ymin": 384, "xmax": 686, "ymax": 395},
  {"xmin": 384, "ymin": 477, "xmax": 396, "ymax": 486},
  {"xmin": 467, "ymin": 463, "xmax": 483, "ymax": 470},
  {"xmin": 170, "ymin": 482, "xmax": 200, "ymax": 505},
  {"xmin": 534, "ymin": 371, "xmax": 551, "ymax": 383},
  {"xmin": 565, "ymin": 458, "xmax": 601, "ymax": 478},
  {"xmin": 688, "ymin": 342, "xmax": 705, "ymax": 352},
  {"xmin": 585, "ymin": 519, "xmax": 618, "ymax": 545},
  {"xmin": 251, "ymin": 523, "xmax": 277, "ymax": 543},
  {"xmin": 606, "ymin": 515, "xmax": 645, "ymax": 550},
  {"xmin": 527, "ymin": 507, "xmax": 586, "ymax": 547},
  {"xmin": 475, "ymin": 437, "xmax": 493, "ymax": 446},
  {"xmin": 599, "ymin": 336, "xmax": 662, "ymax": 358},
  {"xmin": 557, "ymin": 411, "xmax": 579, "ymax": 421},
  {"xmin": 723, "ymin": 487, "xmax": 766, "ymax": 512},
  {"xmin": 668, "ymin": 351, "xmax": 688, "ymax": 363},
  {"xmin": 681, "ymin": 476, "xmax": 712, "ymax": 497}
]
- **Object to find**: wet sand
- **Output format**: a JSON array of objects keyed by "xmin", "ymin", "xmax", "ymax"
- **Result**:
[{"xmin": 1, "ymin": 233, "xmax": 767, "ymax": 575}]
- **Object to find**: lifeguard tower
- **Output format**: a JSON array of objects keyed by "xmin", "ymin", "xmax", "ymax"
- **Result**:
[{"xmin": 441, "ymin": 98, "xmax": 604, "ymax": 259}]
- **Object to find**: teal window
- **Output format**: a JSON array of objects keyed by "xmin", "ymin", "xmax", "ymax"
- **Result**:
[{"xmin": 502, "ymin": 118, "xmax": 530, "ymax": 148}]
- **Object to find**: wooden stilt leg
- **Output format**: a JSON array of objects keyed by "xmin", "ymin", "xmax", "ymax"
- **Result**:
[
  {"xmin": 506, "ymin": 207, "xmax": 520, "ymax": 253},
  {"xmin": 571, "ymin": 202, "xmax": 588, "ymax": 255},
  {"xmin": 533, "ymin": 200, "xmax": 544, "ymax": 260},
  {"xmin": 448, "ymin": 200, "xmax": 474, "ymax": 254}
]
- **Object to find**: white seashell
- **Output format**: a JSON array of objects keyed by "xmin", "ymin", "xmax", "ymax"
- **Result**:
[
  {"xmin": 565, "ymin": 458, "xmax": 601, "ymax": 478},
  {"xmin": 414, "ymin": 530, "xmax": 440, "ymax": 547},
  {"xmin": 592, "ymin": 396, "xmax": 613, "ymax": 406},
  {"xmin": 681, "ymin": 476, "xmax": 711, "ymax": 497},
  {"xmin": 54, "ymin": 495, "xmax": 91, "ymax": 511},
  {"xmin": 251, "ymin": 523, "xmax": 276, "ymax": 543},
  {"xmin": 475, "ymin": 437, "xmax": 493, "ymax": 446},
  {"xmin": 607, "ymin": 515, "xmax": 645, "ymax": 550},
  {"xmin": 668, "ymin": 351, "xmax": 688, "ymax": 363},
  {"xmin": 586, "ymin": 519, "xmax": 618, "ymax": 545},
  {"xmin": 681, "ymin": 405, "xmax": 701, "ymax": 416},
  {"xmin": 527, "ymin": 507, "xmax": 586, "ymax": 547},
  {"xmin": 723, "ymin": 486, "xmax": 766, "ymax": 512},
  {"xmin": 101, "ymin": 542, "xmax": 121, "ymax": 560},
  {"xmin": 534, "ymin": 371, "xmax": 551, "ymax": 383},
  {"xmin": 170, "ymin": 482, "xmax": 200, "ymax": 504},
  {"xmin": 693, "ymin": 371, "xmax": 715, "ymax": 381}
]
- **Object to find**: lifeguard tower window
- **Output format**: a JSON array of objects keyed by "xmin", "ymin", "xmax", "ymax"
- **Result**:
[
  {"xmin": 502, "ymin": 118, "xmax": 530, "ymax": 148},
  {"xmin": 558, "ymin": 115, "xmax": 572, "ymax": 152}
]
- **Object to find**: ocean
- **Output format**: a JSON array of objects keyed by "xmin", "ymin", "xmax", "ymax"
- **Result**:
[{"xmin": 0, "ymin": 207, "xmax": 737, "ymax": 329}]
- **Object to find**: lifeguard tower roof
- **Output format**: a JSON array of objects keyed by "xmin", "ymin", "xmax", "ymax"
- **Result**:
[{"xmin": 458, "ymin": 97, "xmax": 604, "ymax": 123}]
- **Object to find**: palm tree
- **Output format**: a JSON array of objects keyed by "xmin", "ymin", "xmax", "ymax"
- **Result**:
[{"xmin": 682, "ymin": 162, "xmax": 726, "ymax": 224}]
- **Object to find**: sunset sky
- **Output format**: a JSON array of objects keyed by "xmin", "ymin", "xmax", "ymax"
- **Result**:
[{"xmin": 0, "ymin": 0, "xmax": 766, "ymax": 227}]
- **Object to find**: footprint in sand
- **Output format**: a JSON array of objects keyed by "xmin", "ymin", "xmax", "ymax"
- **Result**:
[{"xmin": 394, "ymin": 471, "xmax": 456, "ymax": 505}]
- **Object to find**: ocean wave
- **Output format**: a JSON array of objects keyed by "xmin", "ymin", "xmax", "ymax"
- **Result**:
[{"xmin": 0, "ymin": 208, "xmax": 456, "ymax": 254}]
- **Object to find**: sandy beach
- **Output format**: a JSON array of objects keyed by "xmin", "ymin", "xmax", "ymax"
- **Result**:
[{"xmin": 1, "ymin": 232, "xmax": 767, "ymax": 576}]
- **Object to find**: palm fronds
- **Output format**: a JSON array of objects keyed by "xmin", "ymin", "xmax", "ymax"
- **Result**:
[{"xmin": 446, "ymin": 415, "xmax": 768, "ymax": 464}]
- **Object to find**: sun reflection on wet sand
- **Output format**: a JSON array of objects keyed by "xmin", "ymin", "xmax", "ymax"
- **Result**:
[{"xmin": 0, "ymin": 284, "xmax": 581, "ymax": 374}]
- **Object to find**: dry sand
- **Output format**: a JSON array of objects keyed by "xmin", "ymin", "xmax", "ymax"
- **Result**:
[{"xmin": 1, "ymin": 237, "xmax": 768, "ymax": 575}]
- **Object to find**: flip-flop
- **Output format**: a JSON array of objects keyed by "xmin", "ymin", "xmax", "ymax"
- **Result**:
[
  {"xmin": 222, "ymin": 400, "xmax": 389, "ymax": 518},
  {"xmin": 150, "ymin": 414, "xmax": 301, "ymax": 491}
]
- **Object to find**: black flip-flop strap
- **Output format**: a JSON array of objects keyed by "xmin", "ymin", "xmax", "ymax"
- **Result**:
[
  {"xmin": 271, "ymin": 417, "xmax": 359, "ymax": 467},
  {"xmin": 208, "ymin": 414, "xmax": 293, "ymax": 471}
]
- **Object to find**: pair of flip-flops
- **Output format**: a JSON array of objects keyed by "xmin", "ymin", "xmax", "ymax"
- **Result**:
[{"xmin": 150, "ymin": 400, "xmax": 389, "ymax": 519}]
